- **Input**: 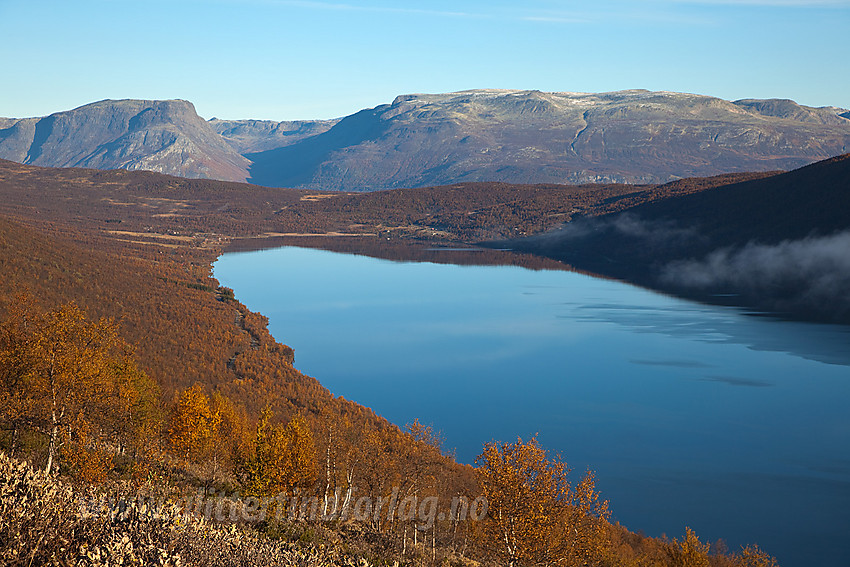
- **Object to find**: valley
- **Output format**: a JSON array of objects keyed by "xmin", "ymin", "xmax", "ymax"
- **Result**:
[
  {"xmin": 1, "ymin": 151, "xmax": 848, "ymax": 567},
  {"xmin": 5, "ymin": 0, "xmax": 848, "ymax": 564}
]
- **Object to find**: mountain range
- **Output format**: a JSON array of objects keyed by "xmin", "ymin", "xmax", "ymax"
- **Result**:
[{"xmin": 2, "ymin": 90, "xmax": 849, "ymax": 190}]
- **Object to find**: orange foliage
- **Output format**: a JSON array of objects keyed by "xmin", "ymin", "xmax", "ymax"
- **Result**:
[
  {"xmin": 243, "ymin": 409, "xmax": 318, "ymax": 498},
  {"xmin": 0, "ymin": 297, "xmax": 157, "ymax": 478},
  {"xmin": 476, "ymin": 435, "xmax": 611, "ymax": 566}
]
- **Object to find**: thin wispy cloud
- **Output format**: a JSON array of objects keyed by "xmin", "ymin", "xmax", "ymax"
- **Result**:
[
  {"xmin": 519, "ymin": 5, "xmax": 715, "ymax": 27},
  {"xmin": 242, "ymin": 0, "xmax": 488, "ymax": 18},
  {"xmin": 233, "ymin": 0, "xmax": 595, "ymax": 24},
  {"xmin": 521, "ymin": 15, "xmax": 589, "ymax": 24},
  {"xmin": 211, "ymin": 0, "xmax": 844, "ymax": 30},
  {"xmin": 662, "ymin": 0, "xmax": 849, "ymax": 6}
]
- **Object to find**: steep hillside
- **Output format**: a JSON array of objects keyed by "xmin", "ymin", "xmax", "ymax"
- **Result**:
[
  {"xmin": 246, "ymin": 89, "xmax": 850, "ymax": 190},
  {"xmin": 0, "ymin": 211, "xmax": 300, "ymax": 409},
  {"xmin": 502, "ymin": 154, "xmax": 850, "ymax": 322},
  {"xmin": 0, "ymin": 99, "xmax": 250, "ymax": 181}
]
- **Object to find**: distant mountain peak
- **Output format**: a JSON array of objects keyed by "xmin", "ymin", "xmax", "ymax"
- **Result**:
[
  {"xmin": 2, "ymin": 90, "xmax": 849, "ymax": 189},
  {"xmin": 0, "ymin": 98, "xmax": 249, "ymax": 181},
  {"xmin": 245, "ymin": 89, "xmax": 850, "ymax": 190}
]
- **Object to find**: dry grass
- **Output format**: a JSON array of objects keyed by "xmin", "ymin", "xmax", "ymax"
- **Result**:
[{"xmin": 0, "ymin": 452, "xmax": 377, "ymax": 567}]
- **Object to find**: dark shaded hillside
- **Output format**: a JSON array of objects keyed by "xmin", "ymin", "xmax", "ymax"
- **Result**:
[
  {"xmin": 501, "ymin": 154, "xmax": 850, "ymax": 322},
  {"xmin": 605, "ymin": 153, "xmax": 850, "ymax": 245}
]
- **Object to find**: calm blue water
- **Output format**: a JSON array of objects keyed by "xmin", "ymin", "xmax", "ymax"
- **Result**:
[{"xmin": 214, "ymin": 246, "xmax": 850, "ymax": 566}]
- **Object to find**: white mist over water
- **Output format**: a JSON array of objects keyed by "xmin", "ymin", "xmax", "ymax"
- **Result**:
[{"xmin": 661, "ymin": 230, "xmax": 850, "ymax": 317}]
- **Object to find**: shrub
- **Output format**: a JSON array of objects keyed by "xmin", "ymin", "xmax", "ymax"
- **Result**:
[
  {"xmin": 0, "ymin": 451, "xmax": 182, "ymax": 566},
  {"xmin": 0, "ymin": 452, "xmax": 372, "ymax": 566}
]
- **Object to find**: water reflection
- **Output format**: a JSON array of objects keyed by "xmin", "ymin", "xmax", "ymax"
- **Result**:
[
  {"xmin": 698, "ymin": 375, "xmax": 774, "ymax": 387},
  {"xmin": 568, "ymin": 302, "xmax": 850, "ymax": 367},
  {"xmin": 630, "ymin": 359, "xmax": 715, "ymax": 368},
  {"xmin": 214, "ymin": 245, "xmax": 850, "ymax": 567}
]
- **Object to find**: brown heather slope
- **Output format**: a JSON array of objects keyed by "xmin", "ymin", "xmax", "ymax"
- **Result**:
[
  {"xmin": 0, "ymin": 209, "xmax": 326, "ymax": 416},
  {"xmin": 0, "ymin": 162, "xmax": 403, "ymax": 432}
]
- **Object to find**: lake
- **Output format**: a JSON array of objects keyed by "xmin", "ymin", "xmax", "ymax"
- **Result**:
[{"xmin": 214, "ymin": 245, "xmax": 850, "ymax": 567}]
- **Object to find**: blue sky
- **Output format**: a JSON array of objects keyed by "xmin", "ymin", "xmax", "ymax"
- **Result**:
[{"xmin": 1, "ymin": 0, "xmax": 848, "ymax": 120}]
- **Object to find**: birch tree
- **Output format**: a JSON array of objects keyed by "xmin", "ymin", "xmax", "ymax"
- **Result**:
[
  {"xmin": 475, "ymin": 436, "xmax": 610, "ymax": 566},
  {"xmin": 0, "ymin": 300, "xmax": 146, "ymax": 475},
  {"xmin": 244, "ymin": 409, "xmax": 318, "ymax": 502}
]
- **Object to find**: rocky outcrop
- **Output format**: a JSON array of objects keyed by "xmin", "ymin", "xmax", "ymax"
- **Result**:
[{"xmin": 0, "ymin": 99, "xmax": 251, "ymax": 181}]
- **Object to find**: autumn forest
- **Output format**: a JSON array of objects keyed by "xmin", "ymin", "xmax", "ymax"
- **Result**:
[{"xmin": 0, "ymin": 158, "xmax": 785, "ymax": 566}]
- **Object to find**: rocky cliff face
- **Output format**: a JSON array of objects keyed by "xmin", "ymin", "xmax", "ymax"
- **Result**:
[
  {"xmin": 0, "ymin": 99, "xmax": 251, "ymax": 182},
  {"xmin": 2, "ymin": 91, "xmax": 849, "ymax": 190},
  {"xmin": 245, "ymin": 89, "xmax": 850, "ymax": 190}
]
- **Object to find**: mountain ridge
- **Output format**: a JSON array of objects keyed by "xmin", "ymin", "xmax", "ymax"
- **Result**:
[
  {"xmin": 0, "ymin": 99, "xmax": 250, "ymax": 181},
  {"xmin": 2, "ymin": 90, "xmax": 849, "ymax": 190},
  {"xmin": 246, "ymin": 89, "xmax": 850, "ymax": 190}
]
